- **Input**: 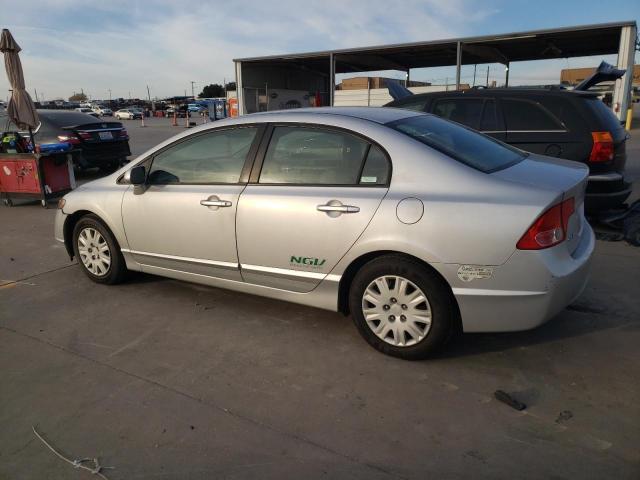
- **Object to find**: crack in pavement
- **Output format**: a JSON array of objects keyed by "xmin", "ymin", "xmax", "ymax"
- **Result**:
[
  {"xmin": 0, "ymin": 325, "xmax": 406, "ymax": 480},
  {"xmin": 0, "ymin": 263, "xmax": 77, "ymax": 289}
]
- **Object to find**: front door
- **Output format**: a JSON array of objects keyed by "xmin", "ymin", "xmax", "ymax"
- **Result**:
[
  {"xmin": 121, "ymin": 126, "xmax": 261, "ymax": 280},
  {"xmin": 236, "ymin": 125, "xmax": 391, "ymax": 292}
]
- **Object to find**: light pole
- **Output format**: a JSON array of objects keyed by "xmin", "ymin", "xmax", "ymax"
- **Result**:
[
  {"xmin": 190, "ymin": 81, "xmax": 195, "ymax": 99},
  {"xmin": 108, "ymin": 89, "xmax": 112, "ymax": 106}
]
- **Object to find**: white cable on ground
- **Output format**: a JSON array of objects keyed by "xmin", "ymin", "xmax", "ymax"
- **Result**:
[{"xmin": 32, "ymin": 425, "xmax": 114, "ymax": 479}]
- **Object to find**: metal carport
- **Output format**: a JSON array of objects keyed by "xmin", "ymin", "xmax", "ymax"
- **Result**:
[{"xmin": 234, "ymin": 21, "xmax": 637, "ymax": 121}]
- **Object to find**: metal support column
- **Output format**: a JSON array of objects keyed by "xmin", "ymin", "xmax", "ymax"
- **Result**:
[
  {"xmin": 505, "ymin": 62, "xmax": 510, "ymax": 87},
  {"xmin": 455, "ymin": 42, "xmax": 462, "ymax": 90},
  {"xmin": 329, "ymin": 53, "xmax": 335, "ymax": 106},
  {"xmin": 612, "ymin": 24, "xmax": 637, "ymax": 122},
  {"xmin": 235, "ymin": 61, "xmax": 244, "ymax": 116}
]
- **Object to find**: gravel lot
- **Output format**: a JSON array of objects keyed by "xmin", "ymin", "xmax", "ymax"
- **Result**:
[{"xmin": 1, "ymin": 110, "xmax": 639, "ymax": 479}]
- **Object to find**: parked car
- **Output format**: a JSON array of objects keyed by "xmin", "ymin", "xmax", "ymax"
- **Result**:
[
  {"xmin": 188, "ymin": 103, "xmax": 205, "ymax": 112},
  {"xmin": 75, "ymin": 107, "xmax": 100, "ymax": 118},
  {"xmin": 92, "ymin": 105, "xmax": 113, "ymax": 116},
  {"xmin": 386, "ymin": 88, "xmax": 630, "ymax": 213},
  {"xmin": 115, "ymin": 109, "xmax": 142, "ymax": 120},
  {"xmin": 55, "ymin": 107, "xmax": 594, "ymax": 359},
  {"xmin": 165, "ymin": 106, "xmax": 190, "ymax": 118},
  {"xmin": 35, "ymin": 110, "xmax": 130, "ymax": 171}
]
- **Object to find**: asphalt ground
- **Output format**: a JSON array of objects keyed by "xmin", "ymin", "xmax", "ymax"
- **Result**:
[{"xmin": 0, "ymin": 109, "xmax": 639, "ymax": 479}]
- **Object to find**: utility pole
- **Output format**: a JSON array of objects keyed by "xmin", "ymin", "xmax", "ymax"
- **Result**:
[
  {"xmin": 147, "ymin": 85, "xmax": 151, "ymax": 102},
  {"xmin": 190, "ymin": 81, "xmax": 195, "ymax": 99},
  {"xmin": 472, "ymin": 64, "xmax": 477, "ymax": 87},
  {"xmin": 34, "ymin": 88, "xmax": 39, "ymax": 103},
  {"xmin": 486, "ymin": 66, "xmax": 490, "ymax": 87},
  {"xmin": 108, "ymin": 89, "xmax": 112, "ymax": 106}
]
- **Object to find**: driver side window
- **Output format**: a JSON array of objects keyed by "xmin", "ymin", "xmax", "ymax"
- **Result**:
[{"xmin": 148, "ymin": 127, "xmax": 258, "ymax": 184}]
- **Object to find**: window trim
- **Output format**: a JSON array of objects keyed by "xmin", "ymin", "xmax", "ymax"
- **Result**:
[
  {"xmin": 248, "ymin": 122, "xmax": 392, "ymax": 188},
  {"xmin": 118, "ymin": 123, "xmax": 267, "ymax": 186}
]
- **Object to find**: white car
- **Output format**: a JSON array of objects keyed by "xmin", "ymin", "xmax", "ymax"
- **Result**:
[
  {"xmin": 92, "ymin": 105, "xmax": 113, "ymax": 116},
  {"xmin": 115, "ymin": 109, "xmax": 141, "ymax": 120}
]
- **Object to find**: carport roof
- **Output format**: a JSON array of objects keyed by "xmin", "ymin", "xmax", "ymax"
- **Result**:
[{"xmin": 234, "ymin": 21, "xmax": 637, "ymax": 73}]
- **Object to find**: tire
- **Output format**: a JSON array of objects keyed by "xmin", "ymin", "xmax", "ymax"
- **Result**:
[
  {"xmin": 99, "ymin": 161, "xmax": 119, "ymax": 174},
  {"xmin": 623, "ymin": 212, "xmax": 640, "ymax": 247},
  {"xmin": 72, "ymin": 214, "xmax": 127, "ymax": 284},
  {"xmin": 349, "ymin": 255, "xmax": 455, "ymax": 360}
]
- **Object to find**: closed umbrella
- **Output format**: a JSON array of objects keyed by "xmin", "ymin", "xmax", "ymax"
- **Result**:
[{"xmin": 0, "ymin": 29, "xmax": 39, "ymax": 136}]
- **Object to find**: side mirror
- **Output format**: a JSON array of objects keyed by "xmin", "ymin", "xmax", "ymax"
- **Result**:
[{"xmin": 129, "ymin": 165, "xmax": 146, "ymax": 185}]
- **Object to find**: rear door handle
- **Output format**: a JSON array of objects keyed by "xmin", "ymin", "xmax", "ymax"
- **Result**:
[
  {"xmin": 317, "ymin": 200, "xmax": 360, "ymax": 216},
  {"xmin": 317, "ymin": 204, "xmax": 360, "ymax": 213}
]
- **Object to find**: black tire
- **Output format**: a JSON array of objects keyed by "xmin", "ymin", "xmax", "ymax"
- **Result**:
[
  {"xmin": 349, "ymin": 255, "xmax": 455, "ymax": 360},
  {"xmin": 99, "ymin": 161, "xmax": 119, "ymax": 174},
  {"xmin": 623, "ymin": 212, "xmax": 640, "ymax": 247},
  {"xmin": 72, "ymin": 214, "xmax": 127, "ymax": 284}
]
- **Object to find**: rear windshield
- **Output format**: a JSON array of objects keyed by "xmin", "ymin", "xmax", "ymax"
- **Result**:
[
  {"xmin": 583, "ymin": 98, "xmax": 622, "ymax": 132},
  {"xmin": 387, "ymin": 114, "xmax": 525, "ymax": 173},
  {"xmin": 37, "ymin": 111, "xmax": 99, "ymax": 127}
]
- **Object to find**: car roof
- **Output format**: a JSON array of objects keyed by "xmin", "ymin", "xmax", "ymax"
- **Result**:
[
  {"xmin": 250, "ymin": 106, "xmax": 421, "ymax": 124},
  {"xmin": 37, "ymin": 109, "xmax": 101, "ymax": 125}
]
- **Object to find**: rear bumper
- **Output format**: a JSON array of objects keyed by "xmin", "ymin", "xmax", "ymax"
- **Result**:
[
  {"xmin": 75, "ymin": 141, "xmax": 131, "ymax": 168},
  {"xmin": 451, "ymin": 222, "xmax": 595, "ymax": 332},
  {"xmin": 585, "ymin": 172, "xmax": 632, "ymax": 211}
]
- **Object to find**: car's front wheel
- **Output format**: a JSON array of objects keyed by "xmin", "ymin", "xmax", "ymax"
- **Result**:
[
  {"xmin": 349, "ymin": 255, "xmax": 455, "ymax": 360},
  {"xmin": 73, "ymin": 215, "xmax": 127, "ymax": 284}
]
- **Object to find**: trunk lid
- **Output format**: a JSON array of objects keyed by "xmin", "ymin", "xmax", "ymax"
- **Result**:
[
  {"xmin": 63, "ymin": 122, "xmax": 128, "ymax": 144},
  {"xmin": 493, "ymin": 154, "xmax": 588, "ymax": 254}
]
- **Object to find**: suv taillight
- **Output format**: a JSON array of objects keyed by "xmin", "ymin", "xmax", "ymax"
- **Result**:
[
  {"xmin": 589, "ymin": 131, "xmax": 614, "ymax": 163},
  {"xmin": 517, "ymin": 198, "xmax": 575, "ymax": 250}
]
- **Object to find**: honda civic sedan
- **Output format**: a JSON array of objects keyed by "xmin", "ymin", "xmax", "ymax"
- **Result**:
[{"xmin": 54, "ymin": 107, "xmax": 594, "ymax": 359}]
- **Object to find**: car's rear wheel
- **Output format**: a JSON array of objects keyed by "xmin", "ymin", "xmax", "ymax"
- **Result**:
[
  {"xmin": 349, "ymin": 255, "xmax": 455, "ymax": 360},
  {"xmin": 73, "ymin": 215, "xmax": 127, "ymax": 284}
]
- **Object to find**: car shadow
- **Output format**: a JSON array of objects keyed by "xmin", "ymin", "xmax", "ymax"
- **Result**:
[{"xmin": 440, "ymin": 302, "xmax": 638, "ymax": 359}]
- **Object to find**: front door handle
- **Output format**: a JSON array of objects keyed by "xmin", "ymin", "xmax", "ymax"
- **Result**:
[
  {"xmin": 200, "ymin": 195, "xmax": 232, "ymax": 210},
  {"xmin": 201, "ymin": 199, "xmax": 232, "ymax": 207},
  {"xmin": 317, "ymin": 200, "xmax": 360, "ymax": 217}
]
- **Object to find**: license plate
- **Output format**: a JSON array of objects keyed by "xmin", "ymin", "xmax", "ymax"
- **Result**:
[{"xmin": 98, "ymin": 131, "xmax": 113, "ymax": 140}]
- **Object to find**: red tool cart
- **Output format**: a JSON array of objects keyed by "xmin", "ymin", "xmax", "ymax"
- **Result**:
[{"xmin": 0, "ymin": 150, "xmax": 76, "ymax": 207}]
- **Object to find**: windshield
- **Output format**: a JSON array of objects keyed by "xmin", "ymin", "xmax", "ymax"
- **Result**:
[{"xmin": 387, "ymin": 114, "xmax": 525, "ymax": 173}]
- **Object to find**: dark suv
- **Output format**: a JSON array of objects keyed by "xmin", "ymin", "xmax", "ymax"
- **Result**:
[{"xmin": 386, "ymin": 88, "xmax": 630, "ymax": 212}]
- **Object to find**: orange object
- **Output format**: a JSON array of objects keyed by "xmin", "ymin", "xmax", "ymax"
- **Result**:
[{"xmin": 229, "ymin": 98, "xmax": 238, "ymax": 117}]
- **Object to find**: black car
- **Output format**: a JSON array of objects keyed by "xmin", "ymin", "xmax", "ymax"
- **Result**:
[
  {"xmin": 386, "ymin": 88, "xmax": 630, "ymax": 212},
  {"xmin": 35, "ymin": 110, "xmax": 131, "ymax": 171}
]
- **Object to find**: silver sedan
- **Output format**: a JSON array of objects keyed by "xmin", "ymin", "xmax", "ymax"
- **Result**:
[{"xmin": 55, "ymin": 107, "xmax": 594, "ymax": 359}]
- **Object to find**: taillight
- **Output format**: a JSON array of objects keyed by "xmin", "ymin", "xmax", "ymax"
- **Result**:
[
  {"xmin": 589, "ymin": 131, "xmax": 614, "ymax": 163},
  {"xmin": 118, "ymin": 129, "xmax": 129, "ymax": 139},
  {"xmin": 517, "ymin": 198, "xmax": 575, "ymax": 250},
  {"xmin": 57, "ymin": 134, "xmax": 80, "ymax": 145},
  {"xmin": 77, "ymin": 131, "xmax": 93, "ymax": 141}
]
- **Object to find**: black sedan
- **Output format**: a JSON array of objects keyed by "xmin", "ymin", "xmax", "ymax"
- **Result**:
[{"xmin": 35, "ymin": 110, "xmax": 131, "ymax": 172}]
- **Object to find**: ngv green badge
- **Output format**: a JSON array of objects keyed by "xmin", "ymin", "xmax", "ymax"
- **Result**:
[{"xmin": 290, "ymin": 256, "xmax": 326, "ymax": 268}]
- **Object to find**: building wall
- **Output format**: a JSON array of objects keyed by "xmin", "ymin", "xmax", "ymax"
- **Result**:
[
  {"xmin": 339, "ymin": 77, "xmax": 430, "ymax": 90},
  {"xmin": 333, "ymin": 84, "xmax": 471, "ymax": 107}
]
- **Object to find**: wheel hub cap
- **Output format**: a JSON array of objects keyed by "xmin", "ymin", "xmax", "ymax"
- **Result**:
[
  {"xmin": 362, "ymin": 275, "xmax": 432, "ymax": 347},
  {"xmin": 77, "ymin": 227, "xmax": 111, "ymax": 277}
]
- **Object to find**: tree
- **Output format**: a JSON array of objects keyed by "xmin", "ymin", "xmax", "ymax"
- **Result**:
[
  {"xmin": 69, "ymin": 92, "xmax": 87, "ymax": 102},
  {"xmin": 198, "ymin": 84, "xmax": 225, "ymax": 98},
  {"xmin": 225, "ymin": 82, "xmax": 236, "ymax": 91}
]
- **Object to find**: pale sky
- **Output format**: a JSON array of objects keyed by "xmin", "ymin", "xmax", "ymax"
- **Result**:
[{"xmin": 1, "ymin": 0, "xmax": 638, "ymax": 101}]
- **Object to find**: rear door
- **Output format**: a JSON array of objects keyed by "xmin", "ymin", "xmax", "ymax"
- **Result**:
[{"xmin": 236, "ymin": 124, "xmax": 391, "ymax": 292}]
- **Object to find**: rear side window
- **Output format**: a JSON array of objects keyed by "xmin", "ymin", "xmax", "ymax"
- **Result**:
[
  {"xmin": 148, "ymin": 127, "xmax": 257, "ymax": 184},
  {"xmin": 583, "ymin": 97, "xmax": 623, "ymax": 132},
  {"xmin": 387, "ymin": 114, "xmax": 524, "ymax": 173},
  {"xmin": 259, "ymin": 126, "xmax": 373, "ymax": 185},
  {"xmin": 502, "ymin": 98, "xmax": 565, "ymax": 131},
  {"xmin": 360, "ymin": 145, "xmax": 390, "ymax": 185},
  {"xmin": 431, "ymin": 98, "xmax": 484, "ymax": 129}
]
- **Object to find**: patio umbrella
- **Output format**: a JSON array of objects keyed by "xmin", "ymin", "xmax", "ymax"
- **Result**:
[{"xmin": 0, "ymin": 29, "xmax": 39, "ymax": 134}]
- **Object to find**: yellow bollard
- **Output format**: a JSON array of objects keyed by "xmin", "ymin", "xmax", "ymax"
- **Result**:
[{"xmin": 625, "ymin": 108, "xmax": 633, "ymax": 131}]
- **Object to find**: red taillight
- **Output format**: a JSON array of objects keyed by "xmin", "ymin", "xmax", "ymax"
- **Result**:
[
  {"xmin": 77, "ymin": 131, "xmax": 93, "ymax": 141},
  {"xmin": 517, "ymin": 198, "xmax": 575, "ymax": 250},
  {"xmin": 118, "ymin": 129, "xmax": 129, "ymax": 139},
  {"xmin": 57, "ymin": 134, "xmax": 80, "ymax": 145},
  {"xmin": 589, "ymin": 131, "xmax": 614, "ymax": 163}
]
